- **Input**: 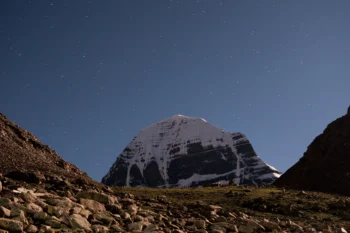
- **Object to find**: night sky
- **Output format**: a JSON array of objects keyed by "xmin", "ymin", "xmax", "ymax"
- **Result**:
[{"xmin": 1, "ymin": 0, "xmax": 350, "ymax": 182}]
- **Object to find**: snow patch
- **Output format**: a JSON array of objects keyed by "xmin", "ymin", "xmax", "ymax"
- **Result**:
[
  {"xmin": 259, "ymin": 172, "xmax": 281, "ymax": 180},
  {"xmin": 177, "ymin": 170, "xmax": 236, "ymax": 187}
]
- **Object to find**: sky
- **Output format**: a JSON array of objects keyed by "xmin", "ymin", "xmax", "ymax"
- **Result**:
[{"xmin": 1, "ymin": 0, "xmax": 350, "ymax": 182}]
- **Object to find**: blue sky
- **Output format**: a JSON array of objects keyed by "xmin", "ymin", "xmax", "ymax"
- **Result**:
[{"xmin": 1, "ymin": 0, "xmax": 350, "ymax": 181}]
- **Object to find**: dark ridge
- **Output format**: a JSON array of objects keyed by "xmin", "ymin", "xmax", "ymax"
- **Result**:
[
  {"xmin": 275, "ymin": 105, "xmax": 350, "ymax": 196},
  {"xmin": 0, "ymin": 113, "xmax": 101, "ymax": 188}
]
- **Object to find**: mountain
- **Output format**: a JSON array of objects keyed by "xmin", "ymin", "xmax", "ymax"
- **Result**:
[
  {"xmin": 1, "ymin": 113, "xmax": 350, "ymax": 232},
  {"xmin": 275, "ymin": 106, "xmax": 350, "ymax": 195},
  {"xmin": 0, "ymin": 113, "xmax": 98, "ymax": 187},
  {"xmin": 102, "ymin": 114, "xmax": 281, "ymax": 187}
]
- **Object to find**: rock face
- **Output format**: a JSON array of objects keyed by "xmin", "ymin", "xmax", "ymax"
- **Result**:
[
  {"xmin": 275, "ymin": 106, "xmax": 350, "ymax": 195},
  {"xmin": 0, "ymin": 113, "xmax": 96, "ymax": 186},
  {"xmin": 102, "ymin": 115, "xmax": 281, "ymax": 187}
]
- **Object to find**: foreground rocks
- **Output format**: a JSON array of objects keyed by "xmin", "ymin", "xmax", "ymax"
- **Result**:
[{"xmin": 0, "ymin": 175, "xmax": 349, "ymax": 233}]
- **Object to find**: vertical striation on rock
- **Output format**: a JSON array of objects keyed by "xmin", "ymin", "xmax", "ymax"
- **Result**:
[{"xmin": 102, "ymin": 115, "xmax": 281, "ymax": 187}]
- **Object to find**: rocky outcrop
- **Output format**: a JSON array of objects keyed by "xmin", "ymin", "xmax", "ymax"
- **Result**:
[
  {"xmin": 0, "ymin": 113, "xmax": 99, "ymax": 187},
  {"xmin": 275, "ymin": 106, "xmax": 350, "ymax": 195},
  {"xmin": 102, "ymin": 115, "xmax": 281, "ymax": 187}
]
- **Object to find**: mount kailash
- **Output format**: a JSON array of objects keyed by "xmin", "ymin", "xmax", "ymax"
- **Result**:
[{"xmin": 102, "ymin": 115, "xmax": 281, "ymax": 187}]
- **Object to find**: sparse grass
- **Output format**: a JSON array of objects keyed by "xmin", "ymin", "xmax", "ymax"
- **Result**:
[{"xmin": 112, "ymin": 185, "xmax": 350, "ymax": 228}]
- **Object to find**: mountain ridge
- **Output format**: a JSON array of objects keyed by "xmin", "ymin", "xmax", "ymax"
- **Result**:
[
  {"xmin": 274, "ymin": 106, "xmax": 350, "ymax": 195},
  {"xmin": 0, "ymin": 112, "xmax": 100, "ymax": 187}
]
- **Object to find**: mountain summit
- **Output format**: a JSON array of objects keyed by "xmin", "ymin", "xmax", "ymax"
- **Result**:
[{"xmin": 102, "ymin": 114, "xmax": 281, "ymax": 187}]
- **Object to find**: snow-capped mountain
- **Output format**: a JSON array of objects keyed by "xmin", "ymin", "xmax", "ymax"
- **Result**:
[{"xmin": 102, "ymin": 114, "xmax": 281, "ymax": 187}]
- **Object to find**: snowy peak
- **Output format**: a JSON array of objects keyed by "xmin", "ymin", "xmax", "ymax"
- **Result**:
[
  {"xmin": 102, "ymin": 115, "xmax": 281, "ymax": 188},
  {"xmin": 168, "ymin": 114, "xmax": 208, "ymax": 123},
  {"xmin": 138, "ymin": 114, "xmax": 223, "ymax": 147},
  {"xmin": 142, "ymin": 114, "xmax": 209, "ymax": 133}
]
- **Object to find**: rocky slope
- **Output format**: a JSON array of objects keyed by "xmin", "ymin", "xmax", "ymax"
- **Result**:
[
  {"xmin": 102, "ymin": 115, "xmax": 281, "ymax": 187},
  {"xmin": 275, "ymin": 106, "xmax": 350, "ymax": 195},
  {"xmin": 0, "ymin": 113, "xmax": 99, "ymax": 187},
  {"xmin": 0, "ymin": 175, "xmax": 349, "ymax": 233}
]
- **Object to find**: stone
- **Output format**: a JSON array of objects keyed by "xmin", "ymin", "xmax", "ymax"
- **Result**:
[
  {"xmin": 194, "ymin": 219, "xmax": 206, "ymax": 229},
  {"xmin": 121, "ymin": 211, "xmax": 131, "ymax": 220},
  {"xmin": 210, "ymin": 228, "xmax": 225, "ymax": 233},
  {"xmin": 0, "ymin": 218, "xmax": 23, "ymax": 233},
  {"xmin": 26, "ymin": 224, "xmax": 39, "ymax": 233},
  {"xmin": 231, "ymin": 225, "xmax": 239, "ymax": 232},
  {"xmin": 19, "ymin": 191, "xmax": 36, "ymax": 202},
  {"xmin": 0, "ymin": 207, "xmax": 11, "ymax": 218},
  {"xmin": 110, "ymin": 224, "xmax": 126, "ymax": 232},
  {"xmin": 46, "ymin": 205, "xmax": 55, "ymax": 215},
  {"xmin": 196, "ymin": 230, "xmax": 209, "ymax": 233},
  {"xmin": 39, "ymin": 225, "xmax": 51, "ymax": 232},
  {"xmin": 210, "ymin": 223, "xmax": 226, "ymax": 233},
  {"xmin": 244, "ymin": 219, "xmax": 265, "ymax": 231},
  {"xmin": 80, "ymin": 198, "xmax": 106, "ymax": 213},
  {"xmin": 261, "ymin": 219, "xmax": 282, "ymax": 231},
  {"xmin": 172, "ymin": 230, "xmax": 185, "ymax": 233},
  {"xmin": 92, "ymin": 224, "xmax": 109, "ymax": 233},
  {"xmin": 33, "ymin": 211, "xmax": 49, "ymax": 221},
  {"xmin": 128, "ymin": 222, "xmax": 145, "ymax": 231},
  {"xmin": 45, "ymin": 217, "xmax": 62, "ymax": 229},
  {"xmin": 94, "ymin": 212, "xmax": 116, "ymax": 226},
  {"xmin": 215, "ymin": 216, "xmax": 227, "ymax": 222},
  {"xmin": 11, "ymin": 207, "xmax": 28, "ymax": 225},
  {"xmin": 58, "ymin": 215, "xmax": 71, "ymax": 227},
  {"xmin": 0, "ymin": 198, "xmax": 11, "ymax": 208},
  {"xmin": 209, "ymin": 205, "xmax": 222, "ymax": 211},
  {"xmin": 134, "ymin": 215, "xmax": 144, "ymax": 222},
  {"xmin": 45, "ymin": 197, "xmax": 73, "ymax": 208},
  {"xmin": 127, "ymin": 204, "xmax": 138, "ymax": 215},
  {"xmin": 77, "ymin": 191, "xmax": 117, "ymax": 205},
  {"xmin": 304, "ymin": 228, "xmax": 317, "ymax": 233},
  {"xmin": 79, "ymin": 209, "xmax": 92, "ymax": 219},
  {"xmin": 105, "ymin": 203, "xmax": 123, "ymax": 214},
  {"xmin": 25, "ymin": 203, "xmax": 43, "ymax": 216},
  {"xmin": 70, "ymin": 214, "xmax": 91, "ymax": 231},
  {"xmin": 143, "ymin": 224, "xmax": 158, "ymax": 232},
  {"xmin": 53, "ymin": 206, "xmax": 65, "ymax": 217},
  {"xmin": 71, "ymin": 206, "xmax": 83, "ymax": 214},
  {"xmin": 34, "ymin": 199, "xmax": 48, "ymax": 209},
  {"xmin": 10, "ymin": 207, "xmax": 25, "ymax": 218},
  {"xmin": 238, "ymin": 224, "xmax": 255, "ymax": 233}
]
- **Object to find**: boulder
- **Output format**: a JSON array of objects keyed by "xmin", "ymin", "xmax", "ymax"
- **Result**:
[
  {"xmin": 80, "ymin": 198, "xmax": 106, "ymax": 213},
  {"xmin": 69, "ymin": 214, "xmax": 91, "ymax": 231},
  {"xmin": 77, "ymin": 191, "xmax": 117, "ymax": 205},
  {"xmin": 0, "ymin": 218, "xmax": 23, "ymax": 233}
]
